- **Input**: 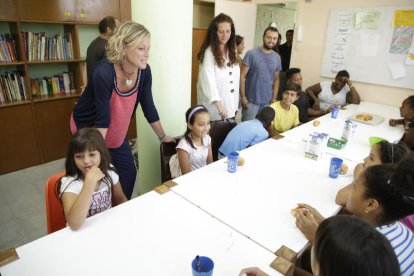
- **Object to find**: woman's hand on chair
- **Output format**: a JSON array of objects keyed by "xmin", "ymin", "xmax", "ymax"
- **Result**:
[{"xmin": 160, "ymin": 135, "xmax": 175, "ymax": 143}]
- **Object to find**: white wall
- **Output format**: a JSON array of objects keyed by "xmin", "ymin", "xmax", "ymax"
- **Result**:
[
  {"xmin": 132, "ymin": 0, "xmax": 193, "ymax": 194},
  {"xmin": 215, "ymin": 0, "xmax": 257, "ymax": 52}
]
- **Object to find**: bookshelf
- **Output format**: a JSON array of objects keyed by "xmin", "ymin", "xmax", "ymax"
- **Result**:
[{"xmin": 0, "ymin": 0, "xmax": 132, "ymax": 174}]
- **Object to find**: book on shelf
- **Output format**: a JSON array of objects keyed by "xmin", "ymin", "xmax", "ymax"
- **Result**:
[
  {"xmin": 0, "ymin": 34, "xmax": 19, "ymax": 62},
  {"xmin": 62, "ymin": 72, "xmax": 70, "ymax": 94},
  {"xmin": 21, "ymin": 32, "xmax": 74, "ymax": 61},
  {"xmin": 68, "ymin": 71, "xmax": 75, "ymax": 93},
  {"xmin": 0, "ymin": 34, "xmax": 12, "ymax": 62},
  {"xmin": 0, "ymin": 72, "xmax": 26, "ymax": 102},
  {"xmin": 57, "ymin": 74, "xmax": 65, "ymax": 95},
  {"xmin": 46, "ymin": 77, "xmax": 53, "ymax": 95}
]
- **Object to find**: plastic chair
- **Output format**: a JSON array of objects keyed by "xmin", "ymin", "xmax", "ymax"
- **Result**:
[
  {"xmin": 45, "ymin": 172, "xmax": 66, "ymax": 234},
  {"xmin": 160, "ymin": 136, "xmax": 182, "ymax": 183},
  {"xmin": 210, "ymin": 119, "xmax": 237, "ymax": 161}
]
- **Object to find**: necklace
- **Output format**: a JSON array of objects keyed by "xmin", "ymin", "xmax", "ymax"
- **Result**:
[{"xmin": 120, "ymin": 63, "xmax": 135, "ymax": 86}]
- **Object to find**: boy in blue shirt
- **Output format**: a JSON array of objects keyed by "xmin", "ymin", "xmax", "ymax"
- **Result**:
[{"xmin": 218, "ymin": 106, "xmax": 275, "ymax": 158}]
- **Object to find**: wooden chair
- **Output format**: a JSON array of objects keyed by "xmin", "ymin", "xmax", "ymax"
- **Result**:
[
  {"xmin": 45, "ymin": 172, "xmax": 66, "ymax": 234},
  {"xmin": 210, "ymin": 119, "xmax": 237, "ymax": 161},
  {"xmin": 160, "ymin": 136, "xmax": 182, "ymax": 183}
]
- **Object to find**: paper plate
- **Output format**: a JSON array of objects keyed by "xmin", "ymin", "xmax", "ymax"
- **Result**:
[{"xmin": 348, "ymin": 113, "xmax": 385, "ymax": 126}]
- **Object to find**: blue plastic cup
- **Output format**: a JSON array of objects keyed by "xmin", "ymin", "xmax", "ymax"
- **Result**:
[
  {"xmin": 331, "ymin": 106, "xmax": 339, "ymax": 119},
  {"xmin": 192, "ymin": 256, "xmax": 214, "ymax": 276},
  {"xmin": 329, "ymin": 157, "xmax": 343, "ymax": 179},
  {"xmin": 227, "ymin": 151, "xmax": 239, "ymax": 173}
]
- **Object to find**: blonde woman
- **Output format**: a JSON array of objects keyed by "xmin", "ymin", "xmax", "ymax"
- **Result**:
[{"xmin": 70, "ymin": 21, "xmax": 173, "ymax": 199}]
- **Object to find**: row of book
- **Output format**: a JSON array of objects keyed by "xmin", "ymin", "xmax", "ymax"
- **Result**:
[
  {"xmin": 0, "ymin": 34, "xmax": 19, "ymax": 62},
  {"xmin": 31, "ymin": 72, "xmax": 76, "ymax": 97},
  {"xmin": 21, "ymin": 32, "xmax": 74, "ymax": 61},
  {"xmin": 0, "ymin": 71, "xmax": 27, "ymax": 103}
]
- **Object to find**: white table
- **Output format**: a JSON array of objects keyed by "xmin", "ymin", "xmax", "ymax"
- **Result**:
[
  {"xmin": 172, "ymin": 138, "xmax": 355, "ymax": 255},
  {"xmin": 2, "ymin": 101, "xmax": 401, "ymax": 276},
  {"xmin": 0, "ymin": 191, "xmax": 279, "ymax": 276},
  {"xmin": 282, "ymin": 102, "xmax": 404, "ymax": 162}
]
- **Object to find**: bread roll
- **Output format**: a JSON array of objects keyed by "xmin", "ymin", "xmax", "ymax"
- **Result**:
[
  {"xmin": 237, "ymin": 156, "xmax": 245, "ymax": 166},
  {"xmin": 339, "ymin": 163, "xmax": 348, "ymax": 175},
  {"xmin": 291, "ymin": 207, "xmax": 301, "ymax": 217}
]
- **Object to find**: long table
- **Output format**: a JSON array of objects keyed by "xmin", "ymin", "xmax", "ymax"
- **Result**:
[
  {"xmin": 0, "ymin": 191, "xmax": 278, "ymax": 276},
  {"xmin": 1, "ymin": 101, "xmax": 403, "ymax": 276},
  {"xmin": 172, "ymin": 138, "xmax": 354, "ymax": 255}
]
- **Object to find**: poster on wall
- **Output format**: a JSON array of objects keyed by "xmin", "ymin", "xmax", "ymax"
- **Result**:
[{"xmin": 321, "ymin": 6, "xmax": 414, "ymax": 90}]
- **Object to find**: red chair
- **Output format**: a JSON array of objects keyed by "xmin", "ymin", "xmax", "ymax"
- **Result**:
[{"xmin": 45, "ymin": 172, "xmax": 66, "ymax": 234}]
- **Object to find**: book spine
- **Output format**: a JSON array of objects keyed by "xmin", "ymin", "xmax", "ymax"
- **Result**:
[{"xmin": 68, "ymin": 71, "xmax": 76, "ymax": 93}]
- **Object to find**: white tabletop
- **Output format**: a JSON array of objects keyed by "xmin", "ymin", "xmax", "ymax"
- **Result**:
[
  {"xmin": 282, "ymin": 102, "xmax": 404, "ymax": 162},
  {"xmin": 0, "ymin": 191, "xmax": 279, "ymax": 276},
  {"xmin": 172, "ymin": 138, "xmax": 355, "ymax": 254},
  {"xmin": 2, "ymin": 101, "xmax": 401, "ymax": 276}
]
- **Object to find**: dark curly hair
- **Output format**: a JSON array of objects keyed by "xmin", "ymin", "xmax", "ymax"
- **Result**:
[
  {"xmin": 197, "ymin": 13, "xmax": 238, "ymax": 68},
  {"xmin": 363, "ymin": 154, "xmax": 414, "ymax": 224}
]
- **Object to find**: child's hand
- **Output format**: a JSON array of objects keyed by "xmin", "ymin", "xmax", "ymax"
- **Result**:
[
  {"xmin": 85, "ymin": 166, "xmax": 105, "ymax": 185},
  {"xmin": 297, "ymin": 203, "xmax": 325, "ymax": 223},
  {"xmin": 389, "ymin": 119, "xmax": 398, "ymax": 126},
  {"xmin": 239, "ymin": 267, "xmax": 269, "ymax": 276},
  {"xmin": 295, "ymin": 209, "xmax": 319, "ymax": 245}
]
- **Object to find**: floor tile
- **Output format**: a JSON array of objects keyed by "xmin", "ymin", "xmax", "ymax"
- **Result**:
[
  {"xmin": 17, "ymin": 210, "xmax": 47, "ymax": 244},
  {"xmin": 0, "ymin": 219, "xmax": 26, "ymax": 252}
]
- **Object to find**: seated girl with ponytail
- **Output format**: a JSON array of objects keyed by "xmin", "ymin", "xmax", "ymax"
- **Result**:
[{"xmin": 295, "ymin": 154, "xmax": 414, "ymax": 276}]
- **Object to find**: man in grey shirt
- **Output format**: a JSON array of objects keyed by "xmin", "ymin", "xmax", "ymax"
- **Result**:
[
  {"xmin": 240, "ymin": 26, "xmax": 282, "ymax": 121},
  {"xmin": 86, "ymin": 16, "xmax": 120, "ymax": 80}
]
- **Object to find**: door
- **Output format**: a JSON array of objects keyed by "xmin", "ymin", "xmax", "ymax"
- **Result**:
[{"xmin": 191, "ymin": 28, "xmax": 208, "ymax": 106}]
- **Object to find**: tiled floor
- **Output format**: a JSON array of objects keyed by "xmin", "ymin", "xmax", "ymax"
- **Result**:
[{"xmin": 0, "ymin": 158, "xmax": 140, "ymax": 252}]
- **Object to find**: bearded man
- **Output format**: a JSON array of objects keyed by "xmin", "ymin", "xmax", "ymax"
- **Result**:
[{"xmin": 240, "ymin": 26, "xmax": 282, "ymax": 121}]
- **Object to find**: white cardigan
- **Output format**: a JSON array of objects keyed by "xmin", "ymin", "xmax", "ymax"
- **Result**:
[{"xmin": 197, "ymin": 46, "xmax": 240, "ymax": 121}]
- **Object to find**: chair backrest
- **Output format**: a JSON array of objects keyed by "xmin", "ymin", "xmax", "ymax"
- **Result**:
[
  {"xmin": 210, "ymin": 119, "xmax": 237, "ymax": 161},
  {"xmin": 45, "ymin": 172, "xmax": 66, "ymax": 234},
  {"xmin": 160, "ymin": 136, "xmax": 182, "ymax": 183}
]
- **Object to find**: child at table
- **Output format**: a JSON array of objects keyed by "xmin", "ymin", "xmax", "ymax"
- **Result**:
[
  {"xmin": 239, "ymin": 216, "xmax": 400, "ymax": 276},
  {"xmin": 59, "ymin": 128, "xmax": 127, "ymax": 230},
  {"xmin": 269, "ymin": 83, "xmax": 300, "ymax": 134},
  {"xmin": 295, "ymin": 154, "xmax": 414, "ymax": 275},
  {"xmin": 389, "ymin": 95, "xmax": 414, "ymax": 150},
  {"xmin": 335, "ymin": 141, "xmax": 409, "ymax": 205},
  {"xmin": 218, "ymin": 106, "xmax": 275, "ymax": 158},
  {"xmin": 169, "ymin": 105, "xmax": 213, "ymax": 177}
]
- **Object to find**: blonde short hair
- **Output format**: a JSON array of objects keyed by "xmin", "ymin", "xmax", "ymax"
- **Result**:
[{"xmin": 106, "ymin": 21, "xmax": 150, "ymax": 64}]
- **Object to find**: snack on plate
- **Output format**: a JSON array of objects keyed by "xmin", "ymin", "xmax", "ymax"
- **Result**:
[
  {"xmin": 313, "ymin": 120, "xmax": 320, "ymax": 127},
  {"xmin": 356, "ymin": 113, "xmax": 373, "ymax": 121},
  {"xmin": 339, "ymin": 163, "xmax": 348, "ymax": 175},
  {"xmin": 237, "ymin": 156, "xmax": 245, "ymax": 166}
]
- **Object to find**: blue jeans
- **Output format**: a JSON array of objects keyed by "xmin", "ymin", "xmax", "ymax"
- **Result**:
[{"xmin": 241, "ymin": 103, "xmax": 268, "ymax": 122}]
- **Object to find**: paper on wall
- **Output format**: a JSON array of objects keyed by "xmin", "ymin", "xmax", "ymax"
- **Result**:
[
  {"xmin": 388, "ymin": 62, "xmax": 407, "ymax": 79},
  {"xmin": 359, "ymin": 33, "xmax": 380, "ymax": 57},
  {"xmin": 355, "ymin": 11, "xmax": 381, "ymax": 30},
  {"xmin": 336, "ymin": 11, "xmax": 352, "ymax": 33},
  {"xmin": 405, "ymin": 39, "xmax": 414, "ymax": 66}
]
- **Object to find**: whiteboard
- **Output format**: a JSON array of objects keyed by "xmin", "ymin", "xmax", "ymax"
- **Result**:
[{"xmin": 321, "ymin": 6, "xmax": 414, "ymax": 90}]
